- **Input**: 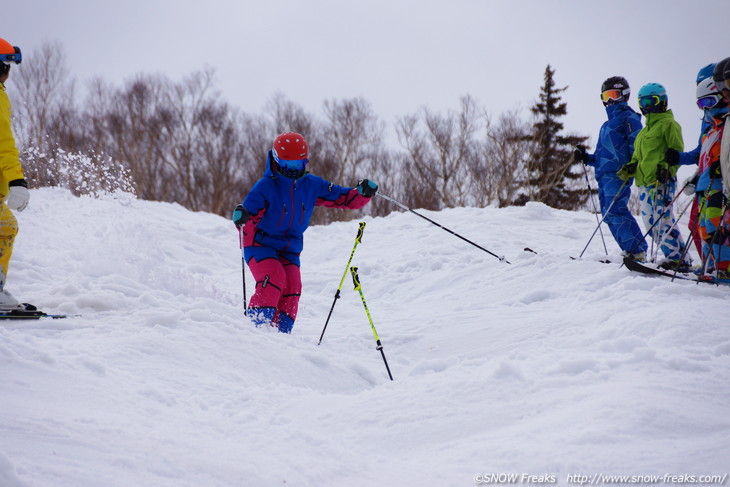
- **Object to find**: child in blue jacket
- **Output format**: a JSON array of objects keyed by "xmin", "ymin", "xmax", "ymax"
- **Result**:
[
  {"xmin": 233, "ymin": 132, "xmax": 377, "ymax": 333},
  {"xmin": 574, "ymin": 76, "xmax": 647, "ymax": 259}
]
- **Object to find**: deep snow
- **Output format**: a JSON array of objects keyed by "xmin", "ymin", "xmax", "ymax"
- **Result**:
[{"xmin": 0, "ymin": 188, "xmax": 728, "ymax": 487}]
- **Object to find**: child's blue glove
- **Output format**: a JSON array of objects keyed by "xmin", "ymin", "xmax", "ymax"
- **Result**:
[
  {"xmin": 232, "ymin": 204, "xmax": 249, "ymax": 228},
  {"xmin": 357, "ymin": 179, "xmax": 378, "ymax": 197}
]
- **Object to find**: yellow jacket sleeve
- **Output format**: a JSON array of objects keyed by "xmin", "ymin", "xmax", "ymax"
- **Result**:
[{"xmin": 0, "ymin": 84, "xmax": 25, "ymax": 199}]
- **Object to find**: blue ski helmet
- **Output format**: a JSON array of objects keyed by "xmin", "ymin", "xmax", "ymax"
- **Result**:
[
  {"xmin": 637, "ymin": 83, "xmax": 668, "ymax": 114},
  {"xmin": 696, "ymin": 63, "xmax": 716, "ymax": 84}
]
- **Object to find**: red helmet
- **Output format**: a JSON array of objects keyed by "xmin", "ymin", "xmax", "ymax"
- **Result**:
[{"xmin": 273, "ymin": 132, "xmax": 308, "ymax": 161}]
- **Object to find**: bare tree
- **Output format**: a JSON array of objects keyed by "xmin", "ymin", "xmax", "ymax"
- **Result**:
[
  {"xmin": 16, "ymin": 39, "xmax": 601, "ymax": 224},
  {"xmin": 316, "ymin": 97, "xmax": 387, "ymax": 223},
  {"xmin": 12, "ymin": 41, "xmax": 74, "ymax": 151},
  {"xmin": 465, "ymin": 110, "xmax": 533, "ymax": 208},
  {"xmin": 11, "ymin": 41, "xmax": 78, "ymax": 186},
  {"xmin": 396, "ymin": 95, "xmax": 482, "ymax": 210},
  {"xmin": 103, "ymin": 74, "xmax": 172, "ymax": 201}
]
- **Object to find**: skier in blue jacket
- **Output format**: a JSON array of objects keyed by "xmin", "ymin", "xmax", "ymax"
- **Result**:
[
  {"xmin": 574, "ymin": 76, "xmax": 647, "ymax": 259},
  {"xmin": 233, "ymin": 132, "xmax": 377, "ymax": 334}
]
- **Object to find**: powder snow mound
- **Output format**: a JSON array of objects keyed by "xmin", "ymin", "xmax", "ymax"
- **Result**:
[
  {"xmin": 0, "ymin": 452, "xmax": 30, "ymax": 487},
  {"xmin": 2, "ymin": 188, "xmax": 728, "ymax": 487}
]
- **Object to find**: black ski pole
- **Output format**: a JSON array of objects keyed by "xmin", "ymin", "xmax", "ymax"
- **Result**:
[
  {"xmin": 582, "ymin": 165, "xmax": 608, "ymax": 255},
  {"xmin": 671, "ymin": 196, "xmax": 704, "ymax": 282},
  {"xmin": 376, "ymin": 192, "xmax": 510, "ymax": 264},
  {"xmin": 651, "ymin": 183, "xmax": 672, "ymax": 262},
  {"xmin": 350, "ymin": 266, "xmax": 393, "ymax": 381},
  {"xmin": 650, "ymin": 194, "xmax": 692, "ymax": 262},
  {"xmin": 318, "ymin": 222, "xmax": 366, "ymax": 346},
  {"xmin": 579, "ymin": 179, "xmax": 629, "ymax": 258},
  {"xmin": 237, "ymin": 225, "xmax": 248, "ymax": 316}
]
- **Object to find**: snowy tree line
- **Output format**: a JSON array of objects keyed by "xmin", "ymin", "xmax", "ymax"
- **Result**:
[{"xmin": 9, "ymin": 41, "xmax": 589, "ymax": 224}]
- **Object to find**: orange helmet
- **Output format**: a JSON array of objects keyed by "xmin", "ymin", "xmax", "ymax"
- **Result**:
[{"xmin": 0, "ymin": 38, "xmax": 21, "ymax": 65}]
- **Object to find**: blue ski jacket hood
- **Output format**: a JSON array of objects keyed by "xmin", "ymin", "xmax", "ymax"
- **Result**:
[{"xmin": 587, "ymin": 103, "xmax": 643, "ymax": 180}]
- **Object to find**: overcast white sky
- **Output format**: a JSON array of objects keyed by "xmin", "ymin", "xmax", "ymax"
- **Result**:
[{"xmin": 6, "ymin": 0, "xmax": 730, "ymax": 151}]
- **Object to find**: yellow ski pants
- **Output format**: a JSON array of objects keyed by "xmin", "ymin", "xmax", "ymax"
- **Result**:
[{"xmin": 0, "ymin": 202, "xmax": 18, "ymax": 285}]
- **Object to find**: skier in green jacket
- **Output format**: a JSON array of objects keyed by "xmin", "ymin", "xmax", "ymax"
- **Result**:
[{"xmin": 617, "ymin": 83, "xmax": 690, "ymax": 270}]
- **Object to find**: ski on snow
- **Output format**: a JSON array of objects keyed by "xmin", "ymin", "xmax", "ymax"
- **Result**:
[
  {"xmin": 524, "ymin": 247, "xmax": 612, "ymax": 264},
  {"xmin": 622, "ymin": 256, "xmax": 730, "ymax": 287},
  {"xmin": 0, "ymin": 304, "xmax": 72, "ymax": 320}
]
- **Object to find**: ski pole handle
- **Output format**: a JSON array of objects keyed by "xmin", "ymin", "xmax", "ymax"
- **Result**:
[
  {"xmin": 355, "ymin": 221, "xmax": 365, "ymax": 244},
  {"xmin": 350, "ymin": 265, "xmax": 362, "ymax": 291}
]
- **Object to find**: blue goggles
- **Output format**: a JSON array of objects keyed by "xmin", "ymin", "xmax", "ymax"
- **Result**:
[
  {"xmin": 272, "ymin": 149, "xmax": 307, "ymax": 171},
  {"xmin": 638, "ymin": 95, "xmax": 663, "ymax": 109},
  {"xmin": 697, "ymin": 94, "xmax": 723, "ymax": 109},
  {"xmin": 0, "ymin": 46, "xmax": 21, "ymax": 65}
]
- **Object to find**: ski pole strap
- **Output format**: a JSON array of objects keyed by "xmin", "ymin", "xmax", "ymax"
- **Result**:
[{"xmin": 238, "ymin": 226, "xmax": 245, "ymax": 250}]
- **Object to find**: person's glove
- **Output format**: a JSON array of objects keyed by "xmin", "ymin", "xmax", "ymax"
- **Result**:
[
  {"xmin": 664, "ymin": 148, "xmax": 679, "ymax": 166},
  {"xmin": 616, "ymin": 162, "xmax": 637, "ymax": 181},
  {"xmin": 6, "ymin": 179, "xmax": 29, "ymax": 212},
  {"xmin": 573, "ymin": 145, "xmax": 588, "ymax": 164},
  {"xmin": 357, "ymin": 179, "xmax": 378, "ymax": 197},
  {"xmin": 656, "ymin": 163, "xmax": 672, "ymax": 184},
  {"xmin": 232, "ymin": 204, "xmax": 249, "ymax": 228}
]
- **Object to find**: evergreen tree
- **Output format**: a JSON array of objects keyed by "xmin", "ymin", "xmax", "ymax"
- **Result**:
[{"xmin": 515, "ymin": 65, "xmax": 589, "ymax": 210}]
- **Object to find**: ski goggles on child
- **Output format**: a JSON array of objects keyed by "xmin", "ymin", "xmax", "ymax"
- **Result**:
[
  {"xmin": 638, "ymin": 95, "xmax": 663, "ymax": 109},
  {"xmin": 272, "ymin": 149, "xmax": 308, "ymax": 171},
  {"xmin": 0, "ymin": 46, "xmax": 21, "ymax": 65},
  {"xmin": 600, "ymin": 89, "xmax": 625, "ymax": 103},
  {"xmin": 697, "ymin": 94, "xmax": 723, "ymax": 109}
]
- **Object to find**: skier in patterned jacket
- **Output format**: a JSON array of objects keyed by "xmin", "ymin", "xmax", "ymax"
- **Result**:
[
  {"xmin": 574, "ymin": 76, "xmax": 647, "ymax": 259},
  {"xmin": 694, "ymin": 65, "xmax": 730, "ymax": 278},
  {"xmin": 664, "ymin": 63, "xmax": 717, "ymax": 259},
  {"xmin": 233, "ymin": 132, "xmax": 377, "ymax": 333}
]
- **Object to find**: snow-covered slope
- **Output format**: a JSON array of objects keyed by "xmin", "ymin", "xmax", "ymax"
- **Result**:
[{"xmin": 1, "ymin": 188, "xmax": 728, "ymax": 487}]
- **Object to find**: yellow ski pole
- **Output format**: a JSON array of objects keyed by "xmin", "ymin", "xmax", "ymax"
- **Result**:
[
  {"xmin": 350, "ymin": 266, "xmax": 393, "ymax": 381},
  {"xmin": 317, "ymin": 222, "xmax": 366, "ymax": 345}
]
